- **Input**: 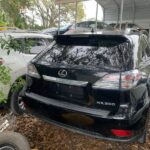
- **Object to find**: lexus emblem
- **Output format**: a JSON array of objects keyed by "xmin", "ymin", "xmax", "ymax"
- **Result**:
[{"xmin": 58, "ymin": 69, "xmax": 68, "ymax": 78}]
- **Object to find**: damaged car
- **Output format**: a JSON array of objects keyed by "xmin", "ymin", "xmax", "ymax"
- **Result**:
[
  {"xmin": 22, "ymin": 31, "xmax": 150, "ymax": 143},
  {"xmin": 0, "ymin": 32, "xmax": 53, "ymax": 114}
]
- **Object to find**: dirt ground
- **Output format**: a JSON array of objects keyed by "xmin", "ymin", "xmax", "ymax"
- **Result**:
[
  {"xmin": 13, "ymin": 115, "xmax": 150, "ymax": 150},
  {"xmin": 1, "ymin": 109, "xmax": 150, "ymax": 150}
]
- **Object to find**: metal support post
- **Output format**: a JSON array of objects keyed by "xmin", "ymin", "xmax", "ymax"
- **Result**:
[
  {"xmin": 75, "ymin": 0, "xmax": 78, "ymax": 30},
  {"xmin": 119, "ymin": 0, "xmax": 124, "ymax": 30},
  {"xmin": 58, "ymin": 3, "xmax": 61, "ymax": 34},
  {"xmin": 95, "ymin": 1, "xmax": 98, "ymax": 31}
]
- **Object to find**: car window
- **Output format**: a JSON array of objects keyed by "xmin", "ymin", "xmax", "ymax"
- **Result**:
[
  {"xmin": 38, "ymin": 41, "xmax": 133, "ymax": 71},
  {"xmin": 9, "ymin": 38, "xmax": 27, "ymax": 53},
  {"xmin": 27, "ymin": 38, "xmax": 52, "ymax": 54},
  {"xmin": 77, "ymin": 22, "xmax": 88, "ymax": 28},
  {"xmin": 26, "ymin": 38, "xmax": 46, "ymax": 46},
  {"xmin": 10, "ymin": 38, "xmax": 52, "ymax": 54},
  {"xmin": 97, "ymin": 22, "xmax": 105, "ymax": 29}
]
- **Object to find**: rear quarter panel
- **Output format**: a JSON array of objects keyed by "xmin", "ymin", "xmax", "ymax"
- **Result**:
[{"xmin": 1, "ymin": 49, "xmax": 34, "ymax": 99}]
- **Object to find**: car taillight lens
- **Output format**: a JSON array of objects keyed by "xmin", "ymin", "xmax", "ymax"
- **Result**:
[
  {"xmin": 93, "ymin": 70, "xmax": 142, "ymax": 89},
  {"xmin": 111, "ymin": 129, "xmax": 133, "ymax": 137},
  {"xmin": 27, "ymin": 63, "xmax": 40, "ymax": 79},
  {"xmin": 0, "ymin": 58, "xmax": 4, "ymax": 65}
]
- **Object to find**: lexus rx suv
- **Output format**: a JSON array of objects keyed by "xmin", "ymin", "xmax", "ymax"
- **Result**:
[{"xmin": 22, "ymin": 31, "xmax": 150, "ymax": 143}]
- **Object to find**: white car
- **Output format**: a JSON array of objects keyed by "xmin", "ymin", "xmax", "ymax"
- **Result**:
[
  {"xmin": 0, "ymin": 32, "xmax": 53, "ymax": 114},
  {"xmin": 66, "ymin": 21, "xmax": 112, "ymax": 34}
]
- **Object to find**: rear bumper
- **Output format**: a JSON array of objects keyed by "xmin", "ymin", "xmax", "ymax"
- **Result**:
[
  {"xmin": 29, "ymin": 110, "xmax": 143, "ymax": 143},
  {"xmin": 25, "ymin": 92, "xmax": 110, "ymax": 118},
  {"xmin": 23, "ymin": 92, "xmax": 147, "ymax": 143}
]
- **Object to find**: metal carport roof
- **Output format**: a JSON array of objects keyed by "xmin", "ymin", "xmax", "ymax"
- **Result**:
[{"xmin": 96, "ymin": 0, "xmax": 150, "ymax": 29}]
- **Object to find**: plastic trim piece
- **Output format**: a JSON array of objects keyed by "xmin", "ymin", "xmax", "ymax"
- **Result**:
[{"xmin": 43, "ymin": 75, "xmax": 88, "ymax": 87}]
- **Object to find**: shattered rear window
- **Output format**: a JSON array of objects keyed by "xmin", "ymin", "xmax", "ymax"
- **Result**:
[{"xmin": 38, "ymin": 41, "xmax": 133, "ymax": 71}]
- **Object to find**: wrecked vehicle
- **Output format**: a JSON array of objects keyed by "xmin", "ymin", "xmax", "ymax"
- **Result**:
[
  {"xmin": 0, "ymin": 32, "xmax": 53, "ymax": 115},
  {"xmin": 22, "ymin": 31, "xmax": 150, "ymax": 143}
]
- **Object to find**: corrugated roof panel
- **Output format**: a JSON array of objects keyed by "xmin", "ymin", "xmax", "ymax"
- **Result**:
[{"xmin": 97, "ymin": 0, "xmax": 150, "ymax": 27}]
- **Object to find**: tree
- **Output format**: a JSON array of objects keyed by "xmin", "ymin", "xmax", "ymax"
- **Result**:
[
  {"xmin": 0, "ymin": 0, "xmax": 85, "ymax": 29},
  {"xmin": 0, "ymin": 11, "xmax": 8, "ymax": 27},
  {"xmin": 0, "ymin": 0, "xmax": 33, "ymax": 28},
  {"xmin": 30, "ymin": 0, "xmax": 85, "ymax": 28}
]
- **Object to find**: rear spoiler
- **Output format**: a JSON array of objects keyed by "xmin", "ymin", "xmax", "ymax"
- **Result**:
[{"xmin": 54, "ymin": 34, "xmax": 130, "ymax": 47}]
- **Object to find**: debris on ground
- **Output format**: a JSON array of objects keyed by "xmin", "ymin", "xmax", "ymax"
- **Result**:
[
  {"xmin": 1, "ymin": 110, "xmax": 150, "ymax": 150},
  {"xmin": 14, "ymin": 115, "xmax": 150, "ymax": 150}
]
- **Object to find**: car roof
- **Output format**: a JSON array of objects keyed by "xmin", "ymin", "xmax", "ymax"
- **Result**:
[
  {"xmin": 41, "ymin": 25, "xmax": 72, "ymax": 33},
  {"xmin": 77, "ymin": 21, "xmax": 104, "ymax": 23},
  {"xmin": 0, "ymin": 32, "xmax": 53, "ymax": 39},
  {"xmin": 41, "ymin": 28, "xmax": 58, "ymax": 33},
  {"xmin": 64, "ymin": 30, "xmax": 140, "ymax": 37}
]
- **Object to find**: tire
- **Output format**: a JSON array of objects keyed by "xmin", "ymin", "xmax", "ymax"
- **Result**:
[
  {"xmin": 10, "ymin": 86, "xmax": 25, "ymax": 115},
  {"xmin": 0, "ymin": 132, "xmax": 30, "ymax": 150}
]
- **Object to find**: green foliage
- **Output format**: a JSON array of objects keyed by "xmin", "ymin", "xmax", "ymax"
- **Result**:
[
  {"xmin": 0, "ymin": 36, "xmax": 14, "ymax": 55},
  {"xmin": 0, "ymin": 11, "xmax": 9, "ymax": 27},
  {"xmin": 0, "ymin": 65, "xmax": 11, "ymax": 103},
  {"xmin": 0, "ymin": 0, "xmax": 33, "ymax": 29},
  {"xmin": 31, "ymin": 0, "xmax": 85, "ymax": 28},
  {"xmin": 11, "ymin": 77, "xmax": 26, "ymax": 93},
  {"xmin": 0, "ymin": 35, "xmax": 35, "ymax": 54},
  {"xmin": 0, "ymin": 65, "xmax": 11, "ymax": 85},
  {"xmin": 0, "ymin": 21, "xmax": 7, "ymax": 27},
  {"xmin": 0, "ymin": 0, "xmax": 85, "ymax": 29},
  {"xmin": 0, "ymin": 91, "xmax": 6, "ymax": 103}
]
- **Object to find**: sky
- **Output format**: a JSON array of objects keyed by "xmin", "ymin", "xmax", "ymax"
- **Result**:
[{"xmin": 83, "ymin": 0, "xmax": 103, "ymax": 21}]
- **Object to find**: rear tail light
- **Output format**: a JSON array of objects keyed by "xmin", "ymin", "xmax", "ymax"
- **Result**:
[
  {"xmin": 93, "ymin": 70, "xmax": 142, "ymax": 89},
  {"xmin": 111, "ymin": 129, "xmax": 133, "ymax": 137},
  {"xmin": 0, "ymin": 58, "xmax": 4, "ymax": 65},
  {"xmin": 27, "ymin": 63, "xmax": 40, "ymax": 79}
]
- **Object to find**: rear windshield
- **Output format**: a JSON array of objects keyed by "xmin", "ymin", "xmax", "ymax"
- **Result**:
[{"xmin": 38, "ymin": 36, "xmax": 133, "ymax": 71}]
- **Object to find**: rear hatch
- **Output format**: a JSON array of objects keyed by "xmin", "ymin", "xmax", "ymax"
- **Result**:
[{"xmin": 30, "ymin": 34, "xmax": 133, "ymax": 112}]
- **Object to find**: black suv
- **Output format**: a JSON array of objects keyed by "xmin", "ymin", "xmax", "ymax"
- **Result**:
[{"xmin": 22, "ymin": 31, "xmax": 150, "ymax": 143}]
